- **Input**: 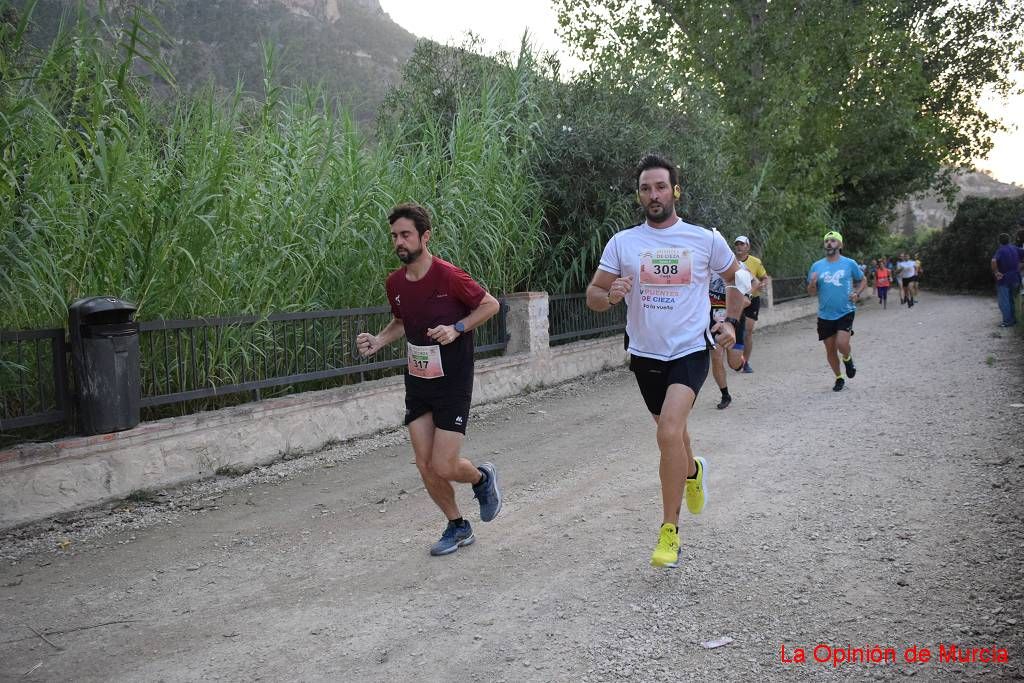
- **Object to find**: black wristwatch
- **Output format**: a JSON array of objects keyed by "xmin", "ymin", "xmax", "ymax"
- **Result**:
[
  {"xmin": 724, "ymin": 317, "xmax": 741, "ymax": 328},
  {"xmin": 454, "ymin": 321, "xmax": 466, "ymax": 334}
]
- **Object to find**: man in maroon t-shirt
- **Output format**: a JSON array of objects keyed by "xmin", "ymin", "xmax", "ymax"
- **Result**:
[{"xmin": 357, "ymin": 203, "xmax": 503, "ymax": 556}]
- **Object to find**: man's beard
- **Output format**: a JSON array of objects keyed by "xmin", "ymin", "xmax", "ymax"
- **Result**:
[
  {"xmin": 824, "ymin": 245, "xmax": 839, "ymax": 256},
  {"xmin": 645, "ymin": 202, "xmax": 672, "ymax": 223},
  {"xmin": 396, "ymin": 247, "xmax": 422, "ymax": 264}
]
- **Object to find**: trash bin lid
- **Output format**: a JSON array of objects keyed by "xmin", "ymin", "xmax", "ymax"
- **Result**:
[{"xmin": 69, "ymin": 296, "xmax": 138, "ymax": 316}]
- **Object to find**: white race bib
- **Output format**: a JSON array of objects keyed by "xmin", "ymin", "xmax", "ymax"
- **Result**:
[
  {"xmin": 638, "ymin": 248, "xmax": 692, "ymax": 287},
  {"xmin": 407, "ymin": 342, "xmax": 444, "ymax": 379}
]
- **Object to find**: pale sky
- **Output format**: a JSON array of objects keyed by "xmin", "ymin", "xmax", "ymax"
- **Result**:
[{"xmin": 379, "ymin": 0, "xmax": 1023, "ymax": 187}]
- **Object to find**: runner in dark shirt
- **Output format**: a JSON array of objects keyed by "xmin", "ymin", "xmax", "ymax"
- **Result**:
[
  {"xmin": 385, "ymin": 257, "xmax": 483, "ymax": 393},
  {"xmin": 358, "ymin": 203, "xmax": 503, "ymax": 556}
]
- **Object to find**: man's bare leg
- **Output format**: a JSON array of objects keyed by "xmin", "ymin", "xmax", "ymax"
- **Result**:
[
  {"xmin": 823, "ymin": 336, "xmax": 841, "ymax": 377},
  {"xmin": 408, "ymin": 414, "xmax": 462, "ymax": 520},
  {"xmin": 652, "ymin": 384, "xmax": 696, "ymax": 527}
]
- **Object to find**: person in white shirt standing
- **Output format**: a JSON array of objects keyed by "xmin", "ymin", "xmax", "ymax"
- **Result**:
[{"xmin": 586, "ymin": 154, "xmax": 746, "ymax": 568}]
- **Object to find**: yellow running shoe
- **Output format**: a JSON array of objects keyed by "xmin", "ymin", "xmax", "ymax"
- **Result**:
[
  {"xmin": 650, "ymin": 523, "xmax": 680, "ymax": 568},
  {"xmin": 685, "ymin": 456, "xmax": 707, "ymax": 515}
]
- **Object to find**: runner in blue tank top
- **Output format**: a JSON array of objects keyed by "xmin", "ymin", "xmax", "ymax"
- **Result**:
[{"xmin": 807, "ymin": 230, "xmax": 866, "ymax": 392}]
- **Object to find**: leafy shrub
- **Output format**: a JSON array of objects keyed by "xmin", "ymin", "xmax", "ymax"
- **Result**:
[{"xmin": 919, "ymin": 195, "xmax": 1024, "ymax": 291}]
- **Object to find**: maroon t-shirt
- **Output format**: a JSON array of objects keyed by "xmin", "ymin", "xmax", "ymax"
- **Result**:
[{"xmin": 386, "ymin": 256, "xmax": 486, "ymax": 390}]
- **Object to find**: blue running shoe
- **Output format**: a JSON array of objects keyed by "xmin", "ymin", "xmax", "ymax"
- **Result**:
[
  {"xmin": 430, "ymin": 520, "xmax": 475, "ymax": 556},
  {"xmin": 473, "ymin": 463, "xmax": 502, "ymax": 522}
]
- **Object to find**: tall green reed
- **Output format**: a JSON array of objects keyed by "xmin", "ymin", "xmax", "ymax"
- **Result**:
[{"xmin": 0, "ymin": 3, "xmax": 545, "ymax": 331}]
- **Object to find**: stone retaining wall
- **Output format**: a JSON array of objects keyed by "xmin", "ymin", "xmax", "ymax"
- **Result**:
[{"xmin": 0, "ymin": 292, "xmax": 818, "ymax": 529}]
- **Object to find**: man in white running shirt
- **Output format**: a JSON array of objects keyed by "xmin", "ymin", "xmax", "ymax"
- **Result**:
[
  {"xmin": 896, "ymin": 252, "xmax": 918, "ymax": 307},
  {"xmin": 585, "ymin": 153, "xmax": 745, "ymax": 569}
]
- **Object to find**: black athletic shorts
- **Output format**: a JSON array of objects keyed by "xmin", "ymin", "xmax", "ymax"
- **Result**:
[
  {"xmin": 744, "ymin": 296, "xmax": 761, "ymax": 321},
  {"xmin": 404, "ymin": 385, "xmax": 473, "ymax": 434},
  {"xmin": 902, "ymin": 275, "xmax": 918, "ymax": 284},
  {"xmin": 630, "ymin": 350, "xmax": 710, "ymax": 416},
  {"xmin": 817, "ymin": 312, "xmax": 855, "ymax": 341}
]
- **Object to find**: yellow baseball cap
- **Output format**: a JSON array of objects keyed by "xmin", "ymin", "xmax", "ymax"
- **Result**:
[{"xmin": 823, "ymin": 230, "xmax": 843, "ymax": 243}]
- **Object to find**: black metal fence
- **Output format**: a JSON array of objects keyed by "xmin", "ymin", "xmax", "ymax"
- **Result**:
[
  {"xmin": 548, "ymin": 282, "xmax": 811, "ymax": 343},
  {"xmin": 4, "ymin": 285, "xmax": 812, "ymax": 440},
  {"xmin": 138, "ymin": 303, "xmax": 509, "ymax": 408},
  {"xmin": 1, "ymin": 302, "xmax": 509, "ymax": 436},
  {"xmin": 771, "ymin": 277, "xmax": 810, "ymax": 304},
  {"xmin": 548, "ymin": 293, "xmax": 626, "ymax": 346},
  {"xmin": 0, "ymin": 329, "xmax": 70, "ymax": 430}
]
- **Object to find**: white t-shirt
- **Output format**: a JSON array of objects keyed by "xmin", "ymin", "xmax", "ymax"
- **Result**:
[
  {"xmin": 897, "ymin": 260, "xmax": 917, "ymax": 278},
  {"xmin": 599, "ymin": 219, "xmax": 736, "ymax": 361}
]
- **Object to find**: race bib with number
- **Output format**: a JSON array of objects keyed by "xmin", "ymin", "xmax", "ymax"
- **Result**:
[
  {"xmin": 407, "ymin": 342, "xmax": 444, "ymax": 379},
  {"xmin": 638, "ymin": 248, "xmax": 692, "ymax": 287}
]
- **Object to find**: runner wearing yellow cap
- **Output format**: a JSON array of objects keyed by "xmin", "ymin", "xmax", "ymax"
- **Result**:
[{"xmin": 806, "ymin": 231, "xmax": 867, "ymax": 391}]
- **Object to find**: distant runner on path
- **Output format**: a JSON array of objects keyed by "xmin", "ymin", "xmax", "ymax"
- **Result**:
[
  {"xmin": 896, "ymin": 252, "xmax": 918, "ymax": 308},
  {"xmin": 586, "ymin": 153, "xmax": 745, "ymax": 569},
  {"xmin": 732, "ymin": 235, "xmax": 769, "ymax": 373},
  {"xmin": 873, "ymin": 259, "xmax": 891, "ymax": 309},
  {"xmin": 357, "ymin": 202, "xmax": 503, "ymax": 556},
  {"xmin": 807, "ymin": 230, "xmax": 866, "ymax": 392},
  {"xmin": 709, "ymin": 269, "xmax": 753, "ymax": 409}
]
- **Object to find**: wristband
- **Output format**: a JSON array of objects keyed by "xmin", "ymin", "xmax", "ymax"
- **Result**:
[{"xmin": 724, "ymin": 316, "xmax": 741, "ymax": 328}]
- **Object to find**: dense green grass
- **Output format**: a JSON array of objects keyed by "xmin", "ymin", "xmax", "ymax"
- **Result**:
[{"xmin": 0, "ymin": 3, "xmax": 544, "ymax": 330}]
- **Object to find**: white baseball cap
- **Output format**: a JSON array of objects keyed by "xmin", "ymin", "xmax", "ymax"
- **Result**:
[{"xmin": 734, "ymin": 235, "xmax": 750, "ymax": 245}]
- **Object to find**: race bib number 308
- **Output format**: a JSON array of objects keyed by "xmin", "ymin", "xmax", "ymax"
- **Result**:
[
  {"xmin": 407, "ymin": 342, "xmax": 444, "ymax": 379},
  {"xmin": 639, "ymin": 249, "xmax": 692, "ymax": 286}
]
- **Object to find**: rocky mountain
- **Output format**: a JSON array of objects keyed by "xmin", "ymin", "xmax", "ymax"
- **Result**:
[
  {"xmin": 20, "ymin": 0, "xmax": 418, "ymax": 122},
  {"xmin": 272, "ymin": 0, "xmax": 383, "ymax": 22},
  {"xmin": 891, "ymin": 170, "xmax": 1024, "ymax": 235}
]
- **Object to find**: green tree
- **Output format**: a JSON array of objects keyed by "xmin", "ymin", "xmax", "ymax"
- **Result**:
[
  {"xmin": 555, "ymin": 0, "xmax": 1024, "ymax": 257},
  {"xmin": 380, "ymin": 38, "xmax": 749, "ymax": 292},
  {"xmin": 920, "ymin": 195, "xmax": 1024, "ymax": 291}
]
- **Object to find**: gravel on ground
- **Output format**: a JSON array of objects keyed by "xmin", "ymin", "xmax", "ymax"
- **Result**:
[{"xmin": 1, "ymin": 292, "xmax": 1021, "ymax": 682}]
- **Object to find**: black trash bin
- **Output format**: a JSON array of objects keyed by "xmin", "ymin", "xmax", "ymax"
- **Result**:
[{"xmin": 68, "ymin": 296, "xmax": 140, "ymax": 435}]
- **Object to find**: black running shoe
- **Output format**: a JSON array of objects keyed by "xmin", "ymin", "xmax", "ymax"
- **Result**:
[
  {"xmin": 843, "ymin": 356, "xmax": 856, "ymax": 379},
  {"xmin": 833, "ymin": 377, "xmax": 845, "ymax": 392},
  {"xmin": 716, "ymin": 395, "xmax": 732, "ymax": 409}
]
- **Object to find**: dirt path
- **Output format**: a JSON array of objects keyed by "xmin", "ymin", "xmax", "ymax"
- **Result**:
[{"xmin": 1, "ymin": 293, "xmax": 1021, "ymax": 682}]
